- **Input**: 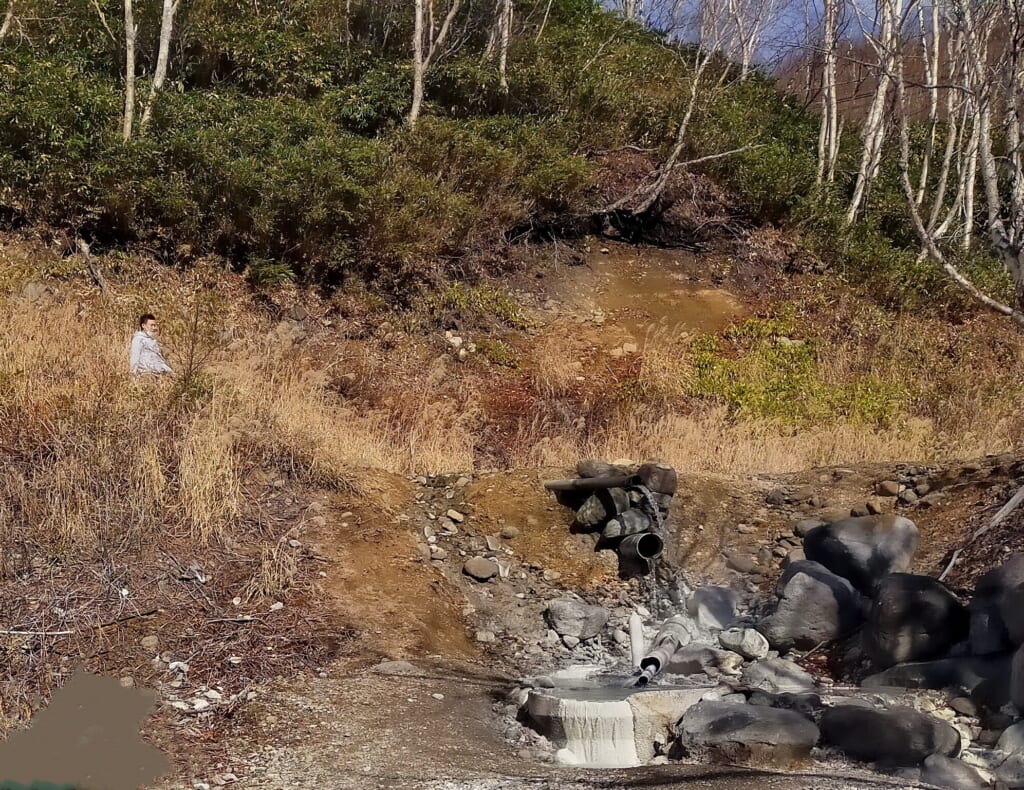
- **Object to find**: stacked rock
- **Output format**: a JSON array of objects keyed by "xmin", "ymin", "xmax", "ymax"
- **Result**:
[{"xmin": 544, "ymin": 459, "xmax": 676, "ymax": 570}]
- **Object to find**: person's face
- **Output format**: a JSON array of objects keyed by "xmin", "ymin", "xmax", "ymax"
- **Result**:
[{"xmin": 142, "ymin": 319, "xmax": 158, "ymax": 336}]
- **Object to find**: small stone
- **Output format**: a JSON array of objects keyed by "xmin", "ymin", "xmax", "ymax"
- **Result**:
[
  {"xmin": 463, "ymin": 557, "xmax": 498, "ymax": 582},
  {"xmin": 119, "ymin": 677, "xmax": 134, "ymax": 688},
  {"xmin": 623, "ymin": 342, "xmax": 638, "ymax": 354},
  {"xmin": 269, "ymin": 601, "xmax": 284, "ymax": 611},
  {"xmin": 501, "ymin": 527, "xmax": 520, "ymax": 540},
  {"xmin": 876, "ymin": 480, "xmax": 901, "ymax": 497},
  {"xmin": 766, "ymin": 489, "xmax": 789, "ymax": 506},
  {"xmin": 446, "ymin": 510, "xmax": 465, "ymax": 523},
  {"xmin": 191, "ymin": 698, "xmax": 211, "ymax": 712},
  {"xmin": 141, "ymin": 635, "xmax": 159, "ymax": 651},
  {"xmin": 288, "ymin": 539, "xmax": 302, "ymax": 548},
  {"xmin": 475, "ymin": 630, "xmax": 496, "ymax": 643},
  {"xmin": 432, "ymin": 693, "xmax": 445, "ymax": 701},
  {"xmin": 563, "ymin": 635, "xmax": 580, "ymax": 649},
  {"xmin": 726, "ymin": 553, "xmax": 757, "ymax": 574},
  {"xmin": 720, "ymin": 628, "xmax": 770, "ymax": 660}
]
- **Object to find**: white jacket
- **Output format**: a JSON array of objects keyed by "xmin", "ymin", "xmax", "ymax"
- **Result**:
[{"xmin": 129, "ymin": 330, "xmax": 172, "ymax": 375}]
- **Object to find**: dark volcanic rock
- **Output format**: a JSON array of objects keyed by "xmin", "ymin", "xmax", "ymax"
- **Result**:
[
  {"xmin": 676, "ymin": 701, "xmax": 819, "ymax": 768},
  {"xmin": 864, "ymin": 573, "xmax": 968, "ymax": 669},
  {"xmin": 803, "ymin": 515, "xmax": 919, "ymax": 594},
  {"xmin": 819, "ymin": 704, "xmax": 960, "ymax": 767},
  {"xmin": 758, "ymin": 560, "xmax": 865, "ymax": 650},
  {"xmin": 863, "ymin": 655, "xmax": 1012, "ymax": 711}
]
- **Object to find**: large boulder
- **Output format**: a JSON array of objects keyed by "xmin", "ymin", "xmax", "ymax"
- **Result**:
[
  {"xmin": 971, "ymin": 554, "xmax": 1024, "ymax": 653},
  {"xmin": 740, "ymin": 658, "xmax": 815, "ymax": 694},
  {"xmin": 819, "ymin": 704, "xmax": 960, "ymax": 767},
  {"xmin": 675, "ymin": 700, "xmax": 819, "ymax": 768},
  {"xmin": 803, "ymin": 515, "xmax": 919, "ymax": 593},
  {"xmin": 1011, "ymin": 643, "xmax": 1024, "ymax": 710},
  {"xmin": 863, "ymin": 655, "xmax": 1012, "ymax": 712},
  {"xmin": 864, "ymin": 573, "xmax": 969, "ymax": 669},
  {"xmin": 636, "ymin": 463, "xmax": 678, "ymax": 495},
  {"xmin": 758, "ymin": 561, "xmax": 866, "ymax": 650},
  {"xmin": 918, "ymin": 755, "xmax": 991, "ymax": 790},
  {"xmin": 545, "ymin": 599, "xmax": 609, "ymax": 641}
]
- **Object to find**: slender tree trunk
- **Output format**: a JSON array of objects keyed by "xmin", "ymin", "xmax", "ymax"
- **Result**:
[
  {"xmin": 140, "ymin": 0, "xmax": 180, "ymax": 131},
  {"xmin": 816, "ymin": 0, "xmax": 840, "ymax": 185},
  {"xmin": 498, "ymin": 0, "xmax": 513, "ymax": 90},
  {"xmin": 0, "ymin": 2, "xmax": 15, "ymax": 43},
  {"xmin": 410, "ymin": 0, "xmax": 426, "ymax": 127},
  {"xmin": 845, "ymin": 0, "xmax": 903, "ymax": 225},
  {"xmin": 914, "ymin": 0, "xmax": 941, "ymax": 206},
  {"xmin": 409, "ymin": 0, "xmax": 464, "ymax": 128},
  {"xmin": 535, "ymin": 0, "xmax": 553, "ymax": 42},
  {"xmin": 122, "ymin": 0, "xmax": 136, "ymax": 142}
]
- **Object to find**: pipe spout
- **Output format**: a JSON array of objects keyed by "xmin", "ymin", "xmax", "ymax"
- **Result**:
[{"xmin": 618, "ymin": 532, "xmax": 664, "ymax": 562}]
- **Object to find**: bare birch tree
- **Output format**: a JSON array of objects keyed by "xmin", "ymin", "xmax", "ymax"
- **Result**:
[
  {"xmin": 897, "ymin": 0, "xmax": 1024, "ymax": 325},
  {"xmin": 410, "ymin": 0, "xmax": 465, "ymax": 127},
  {"xmin": 483, "ymin": 0, "xmax": 514, "ymax": 90},
  {"xmin": 122, "ymin": 0, "xmax": 137, "ymax": 141},
  {"xmin": 845, "ymin": 0, "xmax": 907, "ymax": 225},
  {"xmin": 139, "ymin": 0, "xmax": 182, "ymax": 131},
  {"xmin": 815, "ymin": 0, "xmax": 843, "ymax": 184}
]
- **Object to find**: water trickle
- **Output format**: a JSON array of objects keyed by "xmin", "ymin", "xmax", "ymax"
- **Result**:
[{"xmin": 636, "ymin": 484, "xmax": 664, "ymax": 615}]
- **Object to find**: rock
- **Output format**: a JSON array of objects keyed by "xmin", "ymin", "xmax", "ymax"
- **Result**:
[
  {"xmin": 747, "ymin": 691, "xmax": 823, "ymax": 718},
  {"xmin": 758, "ymin": 561, "xmax": 865, "ymax": 651},
  {"xmin": 20, "ymin": 282, "xmax": 48, "ymax": 302},
  {"xmin": 781, "ymin": 548, "xmax": 805, "ymax": 569},
  {"xmin": 686, "ymin": 587, "xmax": 739, "ymax": 631},
  {"xmin": 794, "ymin": 518, "xmax": 825, "ymax": 538},
  {"xmin": 919, "ymin": 754, "xmax": 990, "ymax": 789},
  {"xmin": 819, "ymin": 704, "xmax": 960, "ymax": 767},
  {"xmin": 719, "ymin": 628, "xmax": 770, "ymax": 661},
  {"xmin": 636, "ymin": 463, "xmax": 678, "ymax": 496},
  {"xmin": 676, "ymin": 701, "xmax": 820, "ymax": 767},
  {"xmin": 627, "ymin": 688, "xmax": 706, "ymax": 763},
  {"xmin": 765, "ymin": 489, "xmax": 789, "ymax": 506},
  {"xmin": 545, "ymin": 598, "xmax": 609, "ymax": 640},
  {"xmin": 501, "ymin": 527, "xmax": 520, "ymax": 540},
  {"xmin": 562, "ymin": 635, "xmax": 580, "ymax": 649},
  {"xmin": 726, "ymin": 553, "xmax": 758, "ymax": 574},
  {"xmin": 666, "ymin": 645, "xmax": 743, "ymax": 677},
  {"xmin": 950, "ymin": 696, "xmax": 980, "ymax": 717},
  {"xmin": 602, "ymin": 508, "xmax": 652, "ymax": 539},
  {"xmin": 976, "ymin": 554, "xmax": 1024, "ymax": 647},
  {"xmin": 863, "ymin": 655, "xmax": 1012, "ymax": 712},
  {"xmin": 373, "ymin": 660, "xmax": 418, "ymax": 676},
  {"xmin": 141, "ymin": 635, "xmax": 159, "ymax": 651},
  {"xmin": 741, "ymin": 658, "xmax": 815, "ymax": 694},
  {"xmin": 899, "ymin": 489, "xmax": 919, "ymax": 505},
  {"xmin": 864, "ymin": 574, "xmax": 969, "ymax": 669},
  {"xmin": 446, "ymin": 509, "xmax": 465, "ymax": 523},
  {"xmin": 803, "ymin": 515, "xmax": 919, "ymax": 594},
  {"xmin": 1011, "ymin": 643, "xmax": 1024, "ymax": 709},
  {"xmin": 996, "ymin": 753, "xmax": 1024, "ymax": 788},
  {"xmin": 475, "ymin": 630, "xmax": 496, "ymax": 643},
  {"xmin": 577, "ymin": 460, "xmax": 630, "ymax": 478},
  {"xmin": 996, "ymin": 721, "xmax": 1024, "ymax": 754},
  {"xmin": 876, "ymin": 480, "xmax": 901, "ymax": 497},
  {"xmin": 463, "ymin": 557, "xmax": 498, "ymax": 582}
]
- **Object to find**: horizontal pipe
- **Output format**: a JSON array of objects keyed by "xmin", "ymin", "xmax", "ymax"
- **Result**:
[
  {"xmin": 544, "ymin": 474, "xmax": 640, "ymax": 493},
  {"xmin": 617, "ymin": 532, "xmax": 664, "ymax": 562}
]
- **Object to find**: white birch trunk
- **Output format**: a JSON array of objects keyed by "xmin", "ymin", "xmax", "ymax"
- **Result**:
[
  {"xmin": 122, "ymin": 0, "xmax": 137, "ymax": 142},
  {"xmin": 140, "ymin": 0, "xmax": 180, "ymax": 131}
]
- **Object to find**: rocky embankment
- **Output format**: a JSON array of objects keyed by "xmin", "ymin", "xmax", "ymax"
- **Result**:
[{"xmin": 492, "ymin": 457, "xmax": 1024, "ymax": 789}]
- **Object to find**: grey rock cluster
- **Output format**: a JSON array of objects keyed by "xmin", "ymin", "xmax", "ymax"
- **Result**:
[{"xmin": 546, "ymin": 460, "xmax": 676, "ymax": 568}]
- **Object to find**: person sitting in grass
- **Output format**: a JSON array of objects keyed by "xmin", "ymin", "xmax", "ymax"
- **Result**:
[{"xmin": 129, "ymin": 313, "xmax": 173, "ymax": 376}]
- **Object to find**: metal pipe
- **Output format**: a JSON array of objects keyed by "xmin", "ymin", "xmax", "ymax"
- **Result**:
[
  {"xmin": 628, "ymin": 612, "xmax": 645, "ymax": 670},
  {"xmin": 632, "ymin": 615, "xmax": 694, "ymax": 687},
  {"xmin": 543, "ymin": 474, "xmax": 641, "ymax": 493},
  {"xmin": 617, "ymin": 532, "xmax": 664, "ymax": 561}
]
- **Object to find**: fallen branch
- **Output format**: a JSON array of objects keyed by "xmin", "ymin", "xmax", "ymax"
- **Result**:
[
  {"xmin": 75, "ymin": 238, "xmax": 111, "ymax": 297},
  {"xmin": 939, "ymin": 484, "xmax": 1024, "ymax": 582},
  {"xmin": 0, "ymin": 629, "xmax": 74, "ymax": 637}
]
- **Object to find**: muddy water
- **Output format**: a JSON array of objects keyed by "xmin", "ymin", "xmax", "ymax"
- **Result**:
[
  {"xmin": 544, "ymin": 245, "xmax": 746, "ymax": 348},
  {"xmin": 591, "ymin": 252, "xmax": 745, "ymax": 340}
]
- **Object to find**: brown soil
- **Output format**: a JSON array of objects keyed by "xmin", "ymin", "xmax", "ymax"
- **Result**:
[{"xmin": 311, "ymin": 470, "xmax": 478, "ymax": 661}]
